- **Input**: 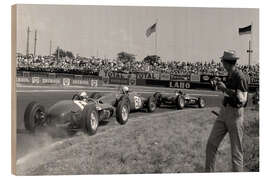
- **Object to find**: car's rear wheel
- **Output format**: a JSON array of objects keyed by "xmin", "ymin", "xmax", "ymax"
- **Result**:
[
  {"xmin": 116, "ymin": 99, "xmax": 129, "ymax": 125},
  {"xmin": 198, "ymin": 98, "xmax": 206, "ymax": 108},
  {"xmin": 24, "ymin": 102, "xmax": 47, "ymax": 132},
  {"xmin": 153, "ymin": 92, "xmax": 162, "ymax": 107},
  {"xmin": 176, "ymin": 96, "xmax": 185, "ymax": 109},
  {"xmin": 82, "ymin": 104, "xmax": 99, "ymax": 135},
  {"xmin": 147, "ymin": 95, "xmax": 157, "ymax": 112}
]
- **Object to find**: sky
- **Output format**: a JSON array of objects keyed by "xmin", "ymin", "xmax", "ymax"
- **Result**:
[{"xmin": 16, "ymin": 4, "xmax": 259, "ymax": 65}]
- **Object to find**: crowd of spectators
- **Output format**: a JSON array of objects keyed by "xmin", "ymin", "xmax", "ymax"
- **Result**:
[{"xmin": 16, "ymin": 54, "xmax": 259, "ymax": 78}]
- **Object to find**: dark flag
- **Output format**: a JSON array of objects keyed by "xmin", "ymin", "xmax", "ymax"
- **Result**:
[
  {"xmin": 146, "ymin": 23, "xmax": 157, "ymax": 37},
  {"xmin": 239, "ymin": 25, "xmax": 252, "ymax": 35}
]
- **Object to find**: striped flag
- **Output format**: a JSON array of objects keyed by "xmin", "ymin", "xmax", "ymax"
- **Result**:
[
  {"xmin": 239, "ymin": 24, "xmax": 252, "ymax": 35},
  {"xmin": 146, "ymin": 23, "xmax": 157, "ymax": 37}
]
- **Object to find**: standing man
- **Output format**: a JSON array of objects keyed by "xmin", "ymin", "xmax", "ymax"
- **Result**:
[{"xmin": 205, "ymin": 50, "xmax": 249, "ymax": 172}]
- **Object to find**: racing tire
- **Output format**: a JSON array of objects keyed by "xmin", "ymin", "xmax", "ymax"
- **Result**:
[
  {"xmin": 24, "ymin": 102, "xmax": 46, "ymax": 133},
  {"xmin": 147, "ymin": 95, "xmax": 157, "ymax": 113},
  {"xmin": 176, "ymin": 96, "xmax": 185, "ymax": 110},
  {"xmin": 116, "ymin": 99, "xmax": 129, "ymax": 125},
  {"xmin": 153, "ymin": 92, "xmax": 162, "ymax": 107},
  {"xmin": 82, "ymin": 104, "xmax": 99, "ymax": 135},
  {"xmin": 118, "ymin": 95, "xmax": 131, "ymax": 112},
  {"xmin": 90, "ymin": 92, "xmax": 102, "ymax": 99},
  {"xmin": 198, "ymin": 98, "xmax": 206, "ymax": 108}
]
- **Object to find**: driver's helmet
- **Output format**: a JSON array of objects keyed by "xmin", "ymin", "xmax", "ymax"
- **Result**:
[
  {"xmin": 80, "ymin": 91, "xmax": 88, "ymax": 101},
  {"xmin": 175, "ymin": 90, "xmax": 183, "ymax": 95},
  {"xmin": 121, "ymin": 85, "xmax": 129, "ymax": 94}
]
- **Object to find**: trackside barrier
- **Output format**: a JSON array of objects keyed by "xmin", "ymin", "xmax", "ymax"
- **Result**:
[
  {"xmin": 17, "ymin": 76, "xmax": 100, "ymax": 87},
  {"xmin": 16, "ymin": 71, "xmax": 101, "ymax": 87},
  {"xmin": 16, "ymin": 70, "xmax": 259, "ymax": 91}
]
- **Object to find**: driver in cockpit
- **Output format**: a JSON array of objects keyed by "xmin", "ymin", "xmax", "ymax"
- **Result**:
[
  {"xmin": 175, "ymin": 90, "xmax": 184, "ymax": 96},
  {"xmin": 79, "ymin": 91, "xmax": 89, "ymax": 102},
  {"xmin": 120, "ymin": 85, "xmax": 130, "ymax": 95}
]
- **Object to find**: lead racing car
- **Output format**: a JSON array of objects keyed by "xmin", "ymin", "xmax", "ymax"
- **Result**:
[
  {"xmin": 24, "ymin": 91, "xmax": 130, "ymax": 136},
  {"xmin": 153, "ymin": 90, "xmax": 206, "ymax": 109},
  {"xmin": 89, "ymin": 86, "xmax": 157, "ymax": 113}
]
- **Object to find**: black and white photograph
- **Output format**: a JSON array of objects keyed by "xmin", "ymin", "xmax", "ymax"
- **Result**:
[{"xmin": 11, "ymin": 4, "xmax": 259, "ymax": 175}]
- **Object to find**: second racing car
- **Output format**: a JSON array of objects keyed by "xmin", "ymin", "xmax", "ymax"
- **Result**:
[{"xmin": 90, "ymin": 85, "xmax": 157, "ymax": 113}]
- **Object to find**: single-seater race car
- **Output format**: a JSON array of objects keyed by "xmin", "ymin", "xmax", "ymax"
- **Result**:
[
  {"xmin": 89, "ymin": 86, "xmax": 157, "ymax": 113},
  {"xmin": 153, "ymin": 90, "xmax": 206, "ymax": 109},
  {"xmin": 24, "ymin": 91, "xmax": 129, "ymax": 136}
]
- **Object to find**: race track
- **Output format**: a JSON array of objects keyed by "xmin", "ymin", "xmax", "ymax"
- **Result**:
[
  {"xmin": 15, "ymin": 85, "xmax": 257, "ymax": 174},
  {"xmin": 16, "ymin": 86, "xmax": 223, "ymax": 130}
]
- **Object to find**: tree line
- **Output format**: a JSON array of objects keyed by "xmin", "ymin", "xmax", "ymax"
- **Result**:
[{"xmin": 54, "ymin": 48, "xmax": 161, "ymax": 65}]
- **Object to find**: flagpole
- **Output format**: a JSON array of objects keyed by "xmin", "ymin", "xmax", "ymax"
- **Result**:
[
  {"xmin": 247, "ymin": 22, "xmax": 253, "ymax": 70},
  {"xmin": 248, "ymin": 40, "xmax": 251, "ymax": 68},
  {"xmin": 250, "ymin": 21, "xmax": 253, "ymax": 68},
  {"xmin": 155, "ymin": 19, "xmax": 158, "ymax": 63}
]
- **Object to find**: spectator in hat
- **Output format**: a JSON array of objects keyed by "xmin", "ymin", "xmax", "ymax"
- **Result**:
[{"xmin": 205, "ymin": 50, "xmax": 249, "ymax": 172}]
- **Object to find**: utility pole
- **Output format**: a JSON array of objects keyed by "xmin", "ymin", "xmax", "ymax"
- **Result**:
[
  {"xmin": 247, "ymin": 40, "xmax": 253, "ymax": 69},
  {"xmin": 33, "ymin": 30, "xmax": 37, "ymax": 56},
  {"xmin": 49, "ymin": 40, "xmax": 52, "ymax": 56},
  {"xmin": 57, "ymin": 46, "xmax": 60, "ymax": 60},
  {"xmin": 26, "ymin": 26, "xmax": 30, "ymax": 56}
]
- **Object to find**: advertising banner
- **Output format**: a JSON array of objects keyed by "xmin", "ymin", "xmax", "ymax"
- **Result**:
[
  {"xmin": 169, "ymin": 81, "xmax": 191, "ymax": 89},
  {"xmin": 106, "ymin": 71, "xmax": 130, "ymax": 79},
  {"xmin": 41, "ymin": 77, "xmax": 61, "ymax": 85},
  {"xmin": 72, "ymin": 79, "xmax": 89, "ymax": 86},
  {"xmin": 160, "ymin": 73, "xmax": 170, "ymax": 80},
  {"xmin": 201, "ymin": 75, "xmax": 211, "ymax": 82},
  {"xmin": 129, "ymin": 74, "xmax": 136, "ymax": 85},
  {"xmin": 90, "ymin": 79, "xmax": 98, "ymax": 87},
  {"xmin": 16, "ymin": 77, "xmax": 31, "ymax": 83},
  {"xmin": 190, "ymin": 74, "xmax": 200, "ymax": 82},
  {"xmin": 170, "ymin": 74, "xmax": 190, "ymax": 81},
  {"xmin": 109, "ymin": 78, "xmax": 129, "ymax": 85},
  {"xmin": 201, "ymin": 75, "xmax": 227, "ymax": 83},
  {"xmin": 62, "ymin": 78, "xmax": 71, "ymax": 86},
  {"xmin": 32, "ymin": 77, "xmax": 40, "ymax": 84},
  {"xmin": 136, "ymin": 72, "xmax": 160, "ymax": 80}
]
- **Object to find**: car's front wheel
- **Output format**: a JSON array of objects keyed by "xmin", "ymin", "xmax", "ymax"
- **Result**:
[
  {"xmin": 82, "ymin": 104, "xmax": 99, "ymax": 135},
  {"xmin": 147, "ymin": 95, "xmax": 157, "ymax": 112},
  {"xmin": 198, "ymin": 98, "xmax": 206, "ymax": 108},
  {"xmin": 116, "ymin": 99, "xmax": 129, "ymax": 125},
  {"xmin": 24, "ymin": 102, "xmax": 47, "ymax": 133},
  {"xmin": 176, "ymin": 96, "xmax": 185, "ymax": 109}
]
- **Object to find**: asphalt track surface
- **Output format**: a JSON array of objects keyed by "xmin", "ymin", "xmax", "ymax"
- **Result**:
[{"xmin": 17, "ymin": 85, "xmax": 250, "ymax": 161}]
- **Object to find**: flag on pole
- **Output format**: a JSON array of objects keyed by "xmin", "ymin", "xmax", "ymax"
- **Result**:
[
  {"xmin": 146, "ymin": 23, "xmax": 157, "ymax": 37},
  {"xmin": 239, "ymin": 24, "xmax": 252, "ymax": 35}
]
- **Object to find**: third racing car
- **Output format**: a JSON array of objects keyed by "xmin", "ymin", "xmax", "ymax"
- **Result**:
[{"xmin": 153, "ymin": 90, "xmax": 206, "ymax": 109}]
